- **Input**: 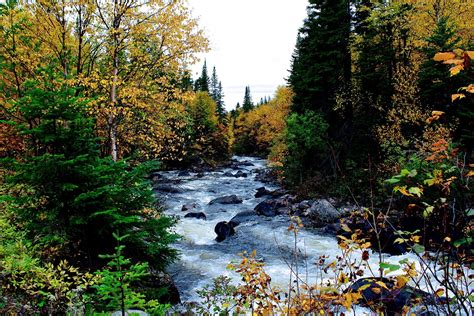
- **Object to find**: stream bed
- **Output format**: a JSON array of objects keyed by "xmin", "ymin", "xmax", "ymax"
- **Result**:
[{"xmin": 155, "ymin": 156, "xmax": 470, "ymax": 314}]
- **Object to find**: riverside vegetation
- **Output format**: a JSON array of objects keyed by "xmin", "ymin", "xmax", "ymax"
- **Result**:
[{"xmin": 0, "ymin": 0, "xmax": 473, "ymax": 315}]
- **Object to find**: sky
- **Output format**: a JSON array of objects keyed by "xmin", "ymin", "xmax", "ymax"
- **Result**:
[{"xmin": 187, "ymin": 0, "xmax": 308, "ymax": 111}]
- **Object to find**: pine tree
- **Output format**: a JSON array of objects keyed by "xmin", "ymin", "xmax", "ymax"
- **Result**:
[
  {"xmin": 216, "ymin": 81, "xmax": 226, "ymax": 122},
  {"xmin": 210, "ymin": 66, "xmax": 219, "ymax": 101},
  {"xmin": 288, "ymin": 0, "xmax": 351, "ymax": 115},
  {"xmin": 419, "ymin": 17, "xmax": 462, "ymax": 111},
  {"xmin": 195, "ymin": 60, "xmax": 210, "ymax": 92},
  {"xmin": 242, "ymin": 86, "xmax": 253, "ymax": 112}
]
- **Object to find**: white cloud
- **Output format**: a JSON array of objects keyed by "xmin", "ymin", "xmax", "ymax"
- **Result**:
[{"xmin": 188, "ymin": 0, "xmax": 308, "ymax": 110}]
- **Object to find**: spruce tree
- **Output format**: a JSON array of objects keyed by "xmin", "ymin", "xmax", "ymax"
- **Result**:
[
  {"xmin": 195, "ymin": 60, "xmax": 210, "ymax": 92},
  {"xmin": 216, "ymin": 81, "xmax": 226, "ymax": 122},
  {"xmin": 288, "ymin": 0, "xmax": 351, "ymax": 115},
  {"xmin": 210, "ymin": 66, "xmax": 219, "ymax": 101},
  {"xmin": 418, "ymin": 17, "xmax": 461, "ymax": 111},
  {"xmin": 242, "ymin": 86, "xmax": 253, "ymax": 112}
]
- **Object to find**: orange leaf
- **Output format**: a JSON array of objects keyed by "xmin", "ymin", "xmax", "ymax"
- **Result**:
[
  {"xmin": 433, "ymin": 52, "xmax": 456, "ymax": 61},
  {"xmin": 452, "ymin": 94, "xmax": 465, "ymax": 102},
  {"xmin": 449, "ymin": 65, "xmax": 464, "ymax": 76},
  {"xmin": 465, "ymin": 51, "xmax": 474, "ymax": 60},
  {"xmin": 466, "ymin": 170, "xmax": 474, "ymax": 177},
  {"xmin": 443, "ymin": 58, "xmax": 464, "ymax": 65},
  {"xmin": 465, "ymin": 84, "xmax": 474, "ymax": 94}
]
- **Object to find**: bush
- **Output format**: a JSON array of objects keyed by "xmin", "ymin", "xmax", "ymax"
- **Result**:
[{"xmin": 284, "ymin": 111, "xmax": 329, "ymax": 186}]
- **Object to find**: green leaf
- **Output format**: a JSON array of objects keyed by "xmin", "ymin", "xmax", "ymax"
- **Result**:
[
  {"xmin": 412, "ymin": 244, "xmax": 425, "ymax": 254},
  {"xmin": 380, "ymin": 262, "xmax": 400, "ymax": 272},
  {"xmin": 385, "ymin": 177, "xmax": 401, "ymax": 184},
  {"xmin": 408, "ymin": 187, "xmax": 422, "ymax": 197}
]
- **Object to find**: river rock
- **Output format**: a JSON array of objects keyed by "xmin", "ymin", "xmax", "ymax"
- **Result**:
[
  {"xmin": 239, "ymin": 161, "xmax": 254, "ymax": 167},
  {"xmin": 223, "ymin": 171, "xmax": 234, "ymax": 177},
  {"xmin": 347, "ymin": 277, "xmax": 438, "ymax": 315},
  {"xmin": 254, "ymin": 199, "xmax": 289, "ymax": 217},
  {"xmin": 184, "ymin": 212, "xmax": 206, "ymax": 220},
  {"xmin": 304, "ymin": 199, "xmax": 341, "ymax": 227},
  {"xmin": 178, "ymin": 170, "xmax": 191, "ymax": 177},
  {"xmin": 181, "ymin": 202, "xmax": 199, "ymax": 212},
  {"xmin": 214, "ymin": 221, "xmax": 236, "ymax": 242},
  {"xmin": 234, "ymin": 170, "xmax": 248, "ymax": 178},
  {"xmin": 154, "ymin": 184, "xmax": 183, "ymax": 194},
  {"xmin": 255, "ymin": 187, "xmax": 272, "ymax": 198},
  {"xmin": 209, "ymin": 195, "xmax": 243, "ymax": 205},
  {"xmin": 229, "ymin": 210, "xmax": 258, "ymax": 226},
  {"xmin": 255, "ymin": 168, "xmax": 277, "ymax": 184}
]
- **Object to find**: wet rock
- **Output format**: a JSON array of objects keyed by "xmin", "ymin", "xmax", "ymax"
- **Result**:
[
  {"xmin": 178, "ymin": 170, "xmax": 191, "ymax": 177},
  {"xmin": 255, "ymin": 187, "xmax": 272, "ymax": 198},
  {"xmin": 214, "ymin": 221, "xmax": 236, "ymax": 242},
  {"xmin": 322, "ymin": 222, "xmax": 341, "ymax": 235},
  {"xmin": 181, "ymin": 202, "xmax": 199, "ymax": 212},
  {"xmin": 229, "ymin": 210, "xmax": 258, "ymax": 226},
  {"xmin": 270, "ymin": 188, "xmax": 288, "ymax": 197},
  {"xmin": 304, "ymin": 199, "xmax": 341, "ymax": 227},
  {"xmin": 149, "ymin": 172, "xmax": 169, "ymax": 183},
  {"xmin": 254, "ymin": 199, "xmax": 289, "ymax": 217},
  {"xmin": 239, "ymin": 161, "xmax": 254, "ymax": 167},
  {"xmin": 196, "ymin": 172, "xmax": 205, "ymax": 178},
  {"xmin": 234, "ymin": 170, "xmax": 248, "ymax": 178},
  {"xmin": 153, "ymin": 184, "xmax": 183, "ymax": 194},
  {"xmin": 347, "ymin": 278, "xmax": 438, "ymax": 315},
  {"xmin": 184, "ymin": 212, "xmax": 206, "ymax": 220},
  {"xmin": 209, "ymin": 195, "xmax": 243, "ymax": 205},
  {"xmin": 255, "ymin": 168, "xmax": 277, "ymax": 184},
  {"xmin": 223, "ymin": 171, "xmax": 234, "ymax": 177}
]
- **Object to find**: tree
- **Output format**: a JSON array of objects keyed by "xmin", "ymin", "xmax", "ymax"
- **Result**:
[
  {"xmin": 242, "ymin": 86, "xmax": 253, "ymax": 112},
  {"xmin": 288, "ymin": 0, "xmax": 351, "ymax": 115},
  {"xmin": 195, "ymin": 60, "xmax": 210, "ymax": 92},
  {"xmin": 418, "ymin": 17, "xmax": 462, "ymax": 110},
  {"xmin": 5, "ymin": 82, "xmax": 177, "ymax": 269},
  {"xmin": 216, "ymin": 81, "xmax": 226, "ymax": 122},
  {"xmin": 210, "ymin": 66, "xmax": 219, "ymax": 100}
]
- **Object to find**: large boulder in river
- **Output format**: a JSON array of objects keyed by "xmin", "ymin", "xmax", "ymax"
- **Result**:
[
  {"xmin": 254, "ymin": 199, "xmax": 289, "ymax": 217},
  {"xmin": 184, "ymin": 212, "xmax": 206, "ymax": 220},
  {"xmin": 255, "ymin": 187, "xmax": 272, "ymax": 198},
  {"xmin": 153, "ymin": 184, "xmax": 183, "ymax": 194},
  {"xmin": 234, "ymin": 170, "xmax": 248, "ymax": 178},
  {"xmin": 347, "ymin": 278, "xmax": 439, "ymax": 315},
  {"xmin": 229, "ymin": 210, "xmax": 258, "ymax": 226},
  {"xmin": 305, "ymin": 199, "xmax": 341, "ymax": 227},
  {"xmin": 214, "ymin": 221, "xmax": 236, "ymax": 242},
  {"xmin": 181, "ymin": 202, "xmax": 199, "ymax": 212},
  {"xmin": 209, "ymin": 195, "xmax": 243, "ymax": 205}
]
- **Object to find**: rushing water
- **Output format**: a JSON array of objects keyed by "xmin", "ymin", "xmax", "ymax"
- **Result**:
[{"xmin": 157, "ymin": 157, "xmax": 470, "ymax": 314}]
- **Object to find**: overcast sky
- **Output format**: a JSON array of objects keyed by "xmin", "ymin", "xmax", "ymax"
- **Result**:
[{"xmin": 188, "ymin": 0, "xmax": 308, "ymax": 111}]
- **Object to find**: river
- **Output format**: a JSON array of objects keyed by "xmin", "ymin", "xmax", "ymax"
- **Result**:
[{"xmin": 155, "ymin": 156, "xmax": 470, "ymax": 315}]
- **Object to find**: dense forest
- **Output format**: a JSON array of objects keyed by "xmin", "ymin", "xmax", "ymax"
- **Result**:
[{"xmin": 0, "ymin": 0, "xmax": 473, "ymax": 315}]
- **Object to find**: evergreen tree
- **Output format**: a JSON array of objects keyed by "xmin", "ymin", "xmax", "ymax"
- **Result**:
[
  {"xmin": 216, "ymin": 81, "xmax": 226, "ymax": 122},
  {"xmin": 242, "ymin": 86, "xmax": 253, "ymax": 112},
  {"xmin": 5, "ymin": 81, "xmax": 177, "ymax": 270},
  {"xmin": 419, "ymin": 17, "xmax": 462, "ymax": 111},
  {"xmin": 210, "ymin": 66, "xmax": 219, "ymax": 101},
  {"xmin": 194, "ymin": 60, "xmax": 210, "ymax": 92},
  {"xmin": 288, "ymin": 0, "xmax": 351, "ymax": 115}
]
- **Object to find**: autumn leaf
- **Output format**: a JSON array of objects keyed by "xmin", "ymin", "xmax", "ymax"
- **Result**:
[
  {"xmin": 433, "ymin": 52, "xmax": 456, "ymax": 61},
  {"xmin": 449, "ymin": 65, "xmax": 464, "ymax": 76},
  {"xmin": 452, "ymin": 94, "xmax": 466, "ymax": 102}
]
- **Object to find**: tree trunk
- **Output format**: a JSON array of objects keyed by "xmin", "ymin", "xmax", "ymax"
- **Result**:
[{"xmin": 110, "ymin": 64, "xmax": 118, "ymax": 161}]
